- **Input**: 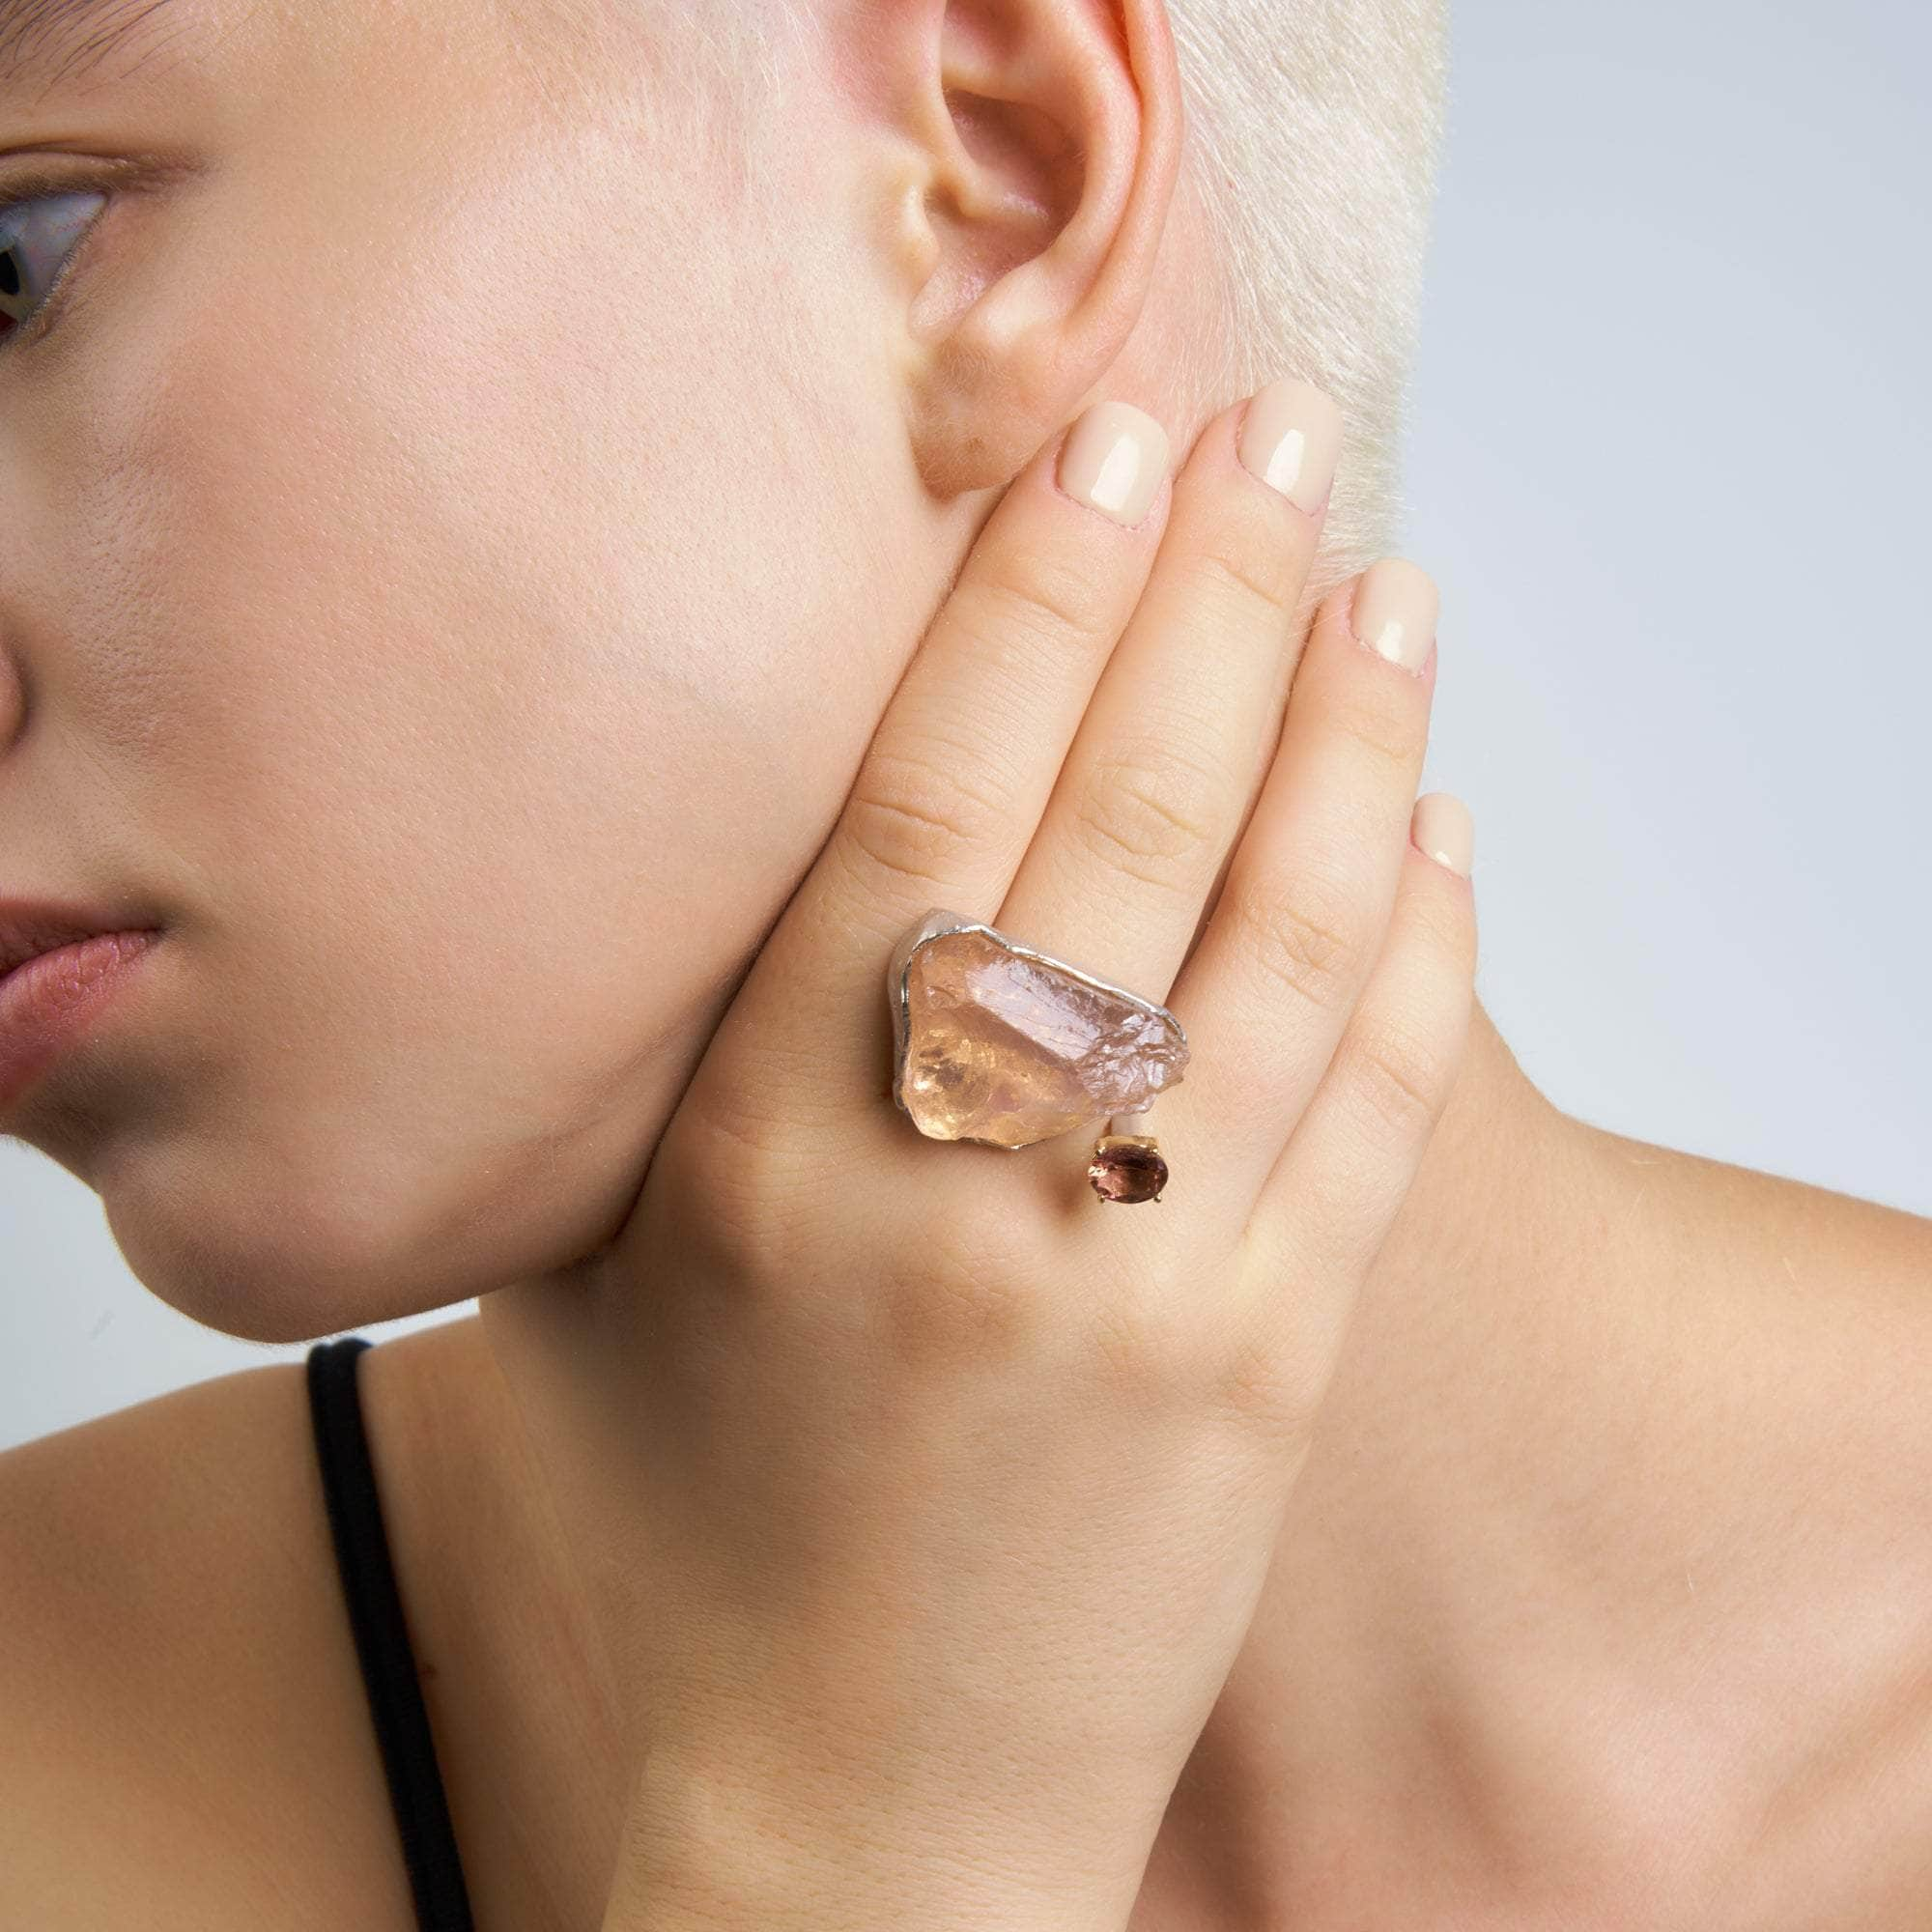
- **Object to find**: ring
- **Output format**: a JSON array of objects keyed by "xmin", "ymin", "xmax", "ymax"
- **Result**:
[{"xmin": 885, "ymin": 907, "xmax": 1189, "ymax": 1204}]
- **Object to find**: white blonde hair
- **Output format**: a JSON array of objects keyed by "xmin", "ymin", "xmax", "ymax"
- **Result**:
[{"xmin": 1166, "ymin": 1, "xmax": 1448, "ymax": 585}]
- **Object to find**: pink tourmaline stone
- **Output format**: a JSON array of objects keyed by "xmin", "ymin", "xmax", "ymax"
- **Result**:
[
  {"xmin": 1088, "ymin": 1136, "xmax": 1170, "ymax": 1204},
  {"xmin": 895, "ymin": 926, "xmax": 1188, "ymax": 1149}
]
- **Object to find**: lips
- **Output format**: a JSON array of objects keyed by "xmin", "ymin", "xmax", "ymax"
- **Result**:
[{"xmin": 0, "ymin": 900, "xmax": 153, "ymax": 982}]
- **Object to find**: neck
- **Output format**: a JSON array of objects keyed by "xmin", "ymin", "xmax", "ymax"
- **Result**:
[{"xmin": 1138, "ymin": 1007, "xmax": 1932, "ymax": 1926}]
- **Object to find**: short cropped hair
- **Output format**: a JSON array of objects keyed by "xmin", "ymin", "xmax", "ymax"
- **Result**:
[{"xmin": 1168, "ymin": 1, "xmax": 1448, "ymax": 590}]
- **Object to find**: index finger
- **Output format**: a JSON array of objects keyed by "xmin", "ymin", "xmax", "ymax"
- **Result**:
[{"xmin": 708, "ymin": 399, "xmax": 1176, "ymax": 1112}]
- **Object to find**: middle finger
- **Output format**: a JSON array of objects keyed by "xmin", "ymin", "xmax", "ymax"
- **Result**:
[{"xmin": 993, "ymin": 376, "xmax": 1343, "ymax": 1006}]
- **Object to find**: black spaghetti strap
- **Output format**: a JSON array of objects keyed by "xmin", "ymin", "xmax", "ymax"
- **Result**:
[{"xmin": 307, "ymin": 1335, "xmax": 476, "ymax": 1932}]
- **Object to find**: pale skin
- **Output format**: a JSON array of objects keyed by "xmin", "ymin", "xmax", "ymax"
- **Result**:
[{"xmin": 2, "ymin": 1, "xmax": 1929, "ymax": 1928}]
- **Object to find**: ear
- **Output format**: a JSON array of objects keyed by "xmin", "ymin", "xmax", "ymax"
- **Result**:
[{"xmin": 845, "ymin": 0, "xmax": 1183, "ymax": 498}]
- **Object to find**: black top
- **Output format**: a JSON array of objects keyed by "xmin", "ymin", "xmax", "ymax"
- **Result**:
[{"xmin": 306, "ymin": 1335, "xmax": 476, "ymax": 1931}]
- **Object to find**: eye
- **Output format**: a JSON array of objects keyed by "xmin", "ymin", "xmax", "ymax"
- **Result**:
[{"xmin": 0, "ymin": 189, "xmax": 110, "ymax": 345}]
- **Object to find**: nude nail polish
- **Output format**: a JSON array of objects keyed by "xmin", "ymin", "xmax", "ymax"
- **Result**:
[
  {"xmin": 1411, "ymin": 792, "xmax": 1474, "ymax": 876},
  {"xmin": 1237, "ymin": 377, "xmax": 1343, "ymax": 513},
  {"xmin": 1058, "ymin": 400, "xmax": 1171, "ymax": 526},
  {"xmin": 1351, "ymin": 558, "xmax": 1437, "ymax": 672}
]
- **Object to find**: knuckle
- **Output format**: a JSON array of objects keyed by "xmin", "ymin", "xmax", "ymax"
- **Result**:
[
  {"xmin": 652, "ymin": 1103, "xmax": 818, "ymax": 1277},
  {"xmin": 1233, "ymin": 866, "xmax": 1365, "ymax": 1017},
  {"xmin": 841, "ymin": 743, "xmax": 1013, "ymax": 888},
  {"xmin": 973, "ymin": 546, "xmax": 1113, "ymax": 652},
  {"xmin": 1187, "ymin": 506, "xmax": 1302, "ymax": 623},
  {"xmin": 1340, "ymin": 1009, "xmax": 1449, "ymax": 1143},
  {"xmin": 1069, "ymin": 740, "xmax": 1222, "ymax": 885},
  {"xmin": 1329, "ymin": 683, "xmax": 1427, "ymax": 779},
  {"xmin": 1214, "ymin": 1323, "xmax": 1325, "ymax": 1441}
]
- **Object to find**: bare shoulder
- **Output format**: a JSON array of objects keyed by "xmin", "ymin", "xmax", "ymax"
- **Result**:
[{"xmin": 0, "ymin": 1352, "xmax": 419, "ymax": 1931}]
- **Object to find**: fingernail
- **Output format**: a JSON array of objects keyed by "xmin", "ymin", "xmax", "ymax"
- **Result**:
[
  {"xmin": 1236, "ymin": 377, "xmax": 1343, "ymax": 513},
  {"xmin": 1351, "ymin": 558, "xmax": 1437, "ymax": 672},
  {"xmin": 1058, "ymin": 400, "xmax": 1171, "ymax": 526},
  {"xmin": 1412, "ymin": 792, "xmax": 1474, "ymax": 877}
]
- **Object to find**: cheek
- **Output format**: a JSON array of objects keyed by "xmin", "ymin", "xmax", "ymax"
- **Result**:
[{"xmin": 71, "ymin": 125, "xmax": 920, "ymax": 1323}]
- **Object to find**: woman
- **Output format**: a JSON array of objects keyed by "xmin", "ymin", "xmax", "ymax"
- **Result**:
[{"xmin": 3, "ymin": 1, "xmax": 1927, "ymax": 1926}]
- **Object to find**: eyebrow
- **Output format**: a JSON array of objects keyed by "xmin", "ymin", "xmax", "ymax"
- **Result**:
[{"xmin": 0, "ymin": 0, "xmax": 183, "ymax": 96}]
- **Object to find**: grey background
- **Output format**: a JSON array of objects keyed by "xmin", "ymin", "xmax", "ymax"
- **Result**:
[{"xmin": 4, "ymin": 0, "xmax": 1928, "ymax": 1449}]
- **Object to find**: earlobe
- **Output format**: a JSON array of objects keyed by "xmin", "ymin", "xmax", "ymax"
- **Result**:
[{"xmin": 873, "ymin": 0, "xmax": 1182, "ymax": 500}]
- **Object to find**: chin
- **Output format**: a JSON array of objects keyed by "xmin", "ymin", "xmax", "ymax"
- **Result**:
[
  {"xmin": 97, "ymin": 1106, "xmax": 628, "ymax": 1343},
  {"xmin": 99, "ymin": 1146, "xmax": 482, "ymax": 1345}
]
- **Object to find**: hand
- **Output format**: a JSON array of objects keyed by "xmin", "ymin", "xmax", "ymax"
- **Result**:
[{"xmin": 481, "ymin": 383, "xmax": 1478, "ymax": 1931}]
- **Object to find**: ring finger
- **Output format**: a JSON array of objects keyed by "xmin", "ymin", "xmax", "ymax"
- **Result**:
[{"xmin": 1156, "ymin": 557, "xmax": 1441, "ymax": 1218}]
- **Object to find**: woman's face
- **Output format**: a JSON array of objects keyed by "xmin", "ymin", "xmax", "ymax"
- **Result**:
[{"xmin": 0, "ymin": 0, "xmax": 944, "ymax": 1337}]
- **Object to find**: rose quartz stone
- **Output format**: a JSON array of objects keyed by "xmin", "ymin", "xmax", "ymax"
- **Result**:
[{"xmin": 896, "ymin": 928, "xmax": 1188, "ymax": 1149}]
